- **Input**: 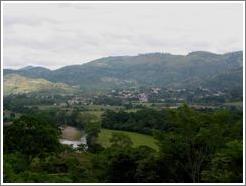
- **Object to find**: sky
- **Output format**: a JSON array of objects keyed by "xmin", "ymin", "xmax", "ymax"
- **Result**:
[{"xmin": 3, "ymin": 2, "xmax": 244, "ymax": 70}]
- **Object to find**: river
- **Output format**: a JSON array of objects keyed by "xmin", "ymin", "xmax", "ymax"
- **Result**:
[{"xmin": 59, "ymin": 126, "xmax": 87, "ymax": 149}]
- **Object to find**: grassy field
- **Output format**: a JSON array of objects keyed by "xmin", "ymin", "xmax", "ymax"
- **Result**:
[
  {"xmin": 224, "ymin": 101, "xmax": 243, "ymax": 107},
  {"xmin": 36, "ymin": 105, "xmax": 60, "ymax": 110},
  {"xmin": 86, "ymin": 104, "xmax": 123, "ymax": 111},
  {"xmin": 97, "ymin": 129, "xmax": 158, "ymax": 150}
]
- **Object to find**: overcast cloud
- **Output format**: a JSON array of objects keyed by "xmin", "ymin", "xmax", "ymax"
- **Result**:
[{"xmin": 3, "ymin": 2, "xmax": 244, "ymax": 69}]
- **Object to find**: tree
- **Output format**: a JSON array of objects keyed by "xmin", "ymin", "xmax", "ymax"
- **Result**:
[
  {"xmin": 106, "ymin": 151, "xmax": 137, "ymax": 182},
  {"xmin": 10, "ymin": 113, "xmax": 16, "ymax": 119},
  {"xmin": 201, "ymin": 140, "xmax": 243, "ymax": 183},
  {"xmin": 134, "ymin": 146, "xmax": 160, "ymax": 182},
  {"xmin": 85, "ymin": 121, "xmax": 102, "ymax": 152},
  {"xmin": 109, "ymin": 132, "xmax": 133, "ymax": 148},
  {"xmin": 155, "ymin": 104, "xmax": 220, "ymax": 182},
  {"xmin": 4, "ymin": 115, "xmax": 61, "ymax": 161},
  {"xmin": 75, "ymin": 112, "xmax": 95, "ymax": 129}
]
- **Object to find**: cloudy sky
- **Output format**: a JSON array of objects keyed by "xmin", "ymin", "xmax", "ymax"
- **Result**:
[{"xmin": 3, "ymin": 2, "xmax": 244, "ymax": 69}]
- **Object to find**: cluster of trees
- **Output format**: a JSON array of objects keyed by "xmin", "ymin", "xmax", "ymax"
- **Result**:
[
  {"xmin": 100, "ymin": 105, "xmax": 243, "ymax": 182},
  {"xmin": 6, "ymin": 106, "xmax": 93, "ymax": 130},
  {"xmin": 3, "ymin": 112, "xmax": 102, "ymax": 183},
  {"xmin": 93, "ymin": 95, "xmax": 123, "ymax": 106},
  {"xmin": 3, "ymin": 104, "xmax": 243, "ymax": 183},
  {"xmin": 154, "ymin": 105, "xmax": 242, "ymax": 182},
  {"xmin": 102, "ymin": 108, "xmax": 170, "ymax": 134},
  {"xmin": 4, "ymin": 116, "xmax": 62, "ymax": 160},
  {"xmin": 102, "ymin": 107, "xmax": 242, "ymax": 135},
  {"xmin": 3, "ymin": 115, "xmax": 62, "ymax": 182}
]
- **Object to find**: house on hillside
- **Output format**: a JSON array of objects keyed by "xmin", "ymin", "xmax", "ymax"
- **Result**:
[{"xmin": 138, "ymin": 93, "xmax": 148, "ymax": 102}]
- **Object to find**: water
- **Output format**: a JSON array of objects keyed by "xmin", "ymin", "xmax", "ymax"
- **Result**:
[
  {"xmin": 59, "ymin": 126, "xmax": 87, "ymax": 149},
  {"xmin": 59, "ymin": 134, "xmax": 87, "ymax": 149}
]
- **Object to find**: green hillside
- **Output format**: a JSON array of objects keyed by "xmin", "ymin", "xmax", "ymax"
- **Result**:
[
  {"xmin": 3, "ymin": 74, "xmax": 78, "ymax": 96},
  {"xmin": 98, "ymin": 129, "xmax": 158, "ymax": 150}
]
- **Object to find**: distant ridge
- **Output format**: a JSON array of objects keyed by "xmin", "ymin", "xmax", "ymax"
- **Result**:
[
  {"xmin": 4, "ymin": 51, "xmax": 243, "ymax": 91},
  {"xmin": 20, "ymin": 65, "xmax": 51, "ymax": 71}
]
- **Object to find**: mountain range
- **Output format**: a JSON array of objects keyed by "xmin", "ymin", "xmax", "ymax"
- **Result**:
[{"xmin": 3, "ymin": 51, "xmax": 243, "ymax": 95}]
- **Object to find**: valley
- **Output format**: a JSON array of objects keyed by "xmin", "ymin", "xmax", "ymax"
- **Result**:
[
  {"xmin": 2, "ymin": 1, "xmax": 244, "ymax": 183},
  {"xmin": 3, "ymin": 51, "xmax": 243, "ymax": 183}
]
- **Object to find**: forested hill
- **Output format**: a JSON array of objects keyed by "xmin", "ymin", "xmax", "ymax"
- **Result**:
[{"xmin": 4, "ymin": 51, "xmax": 243, "ymax": 91}]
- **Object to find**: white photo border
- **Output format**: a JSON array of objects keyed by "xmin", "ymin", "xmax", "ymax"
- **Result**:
[{"xmin": 0, "ymin": 1, "xmax": 245, "ymax": 185}]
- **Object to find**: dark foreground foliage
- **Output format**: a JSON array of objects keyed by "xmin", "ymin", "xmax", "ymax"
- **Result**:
[{"xmin": 3, "ymin": 104, "xmax": 243, "ymax": 183}]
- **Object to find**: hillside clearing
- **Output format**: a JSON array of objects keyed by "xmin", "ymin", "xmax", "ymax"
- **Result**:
[{"xmin": 97, "ymin": 129, "xmax": 158, "ymax": 150}]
